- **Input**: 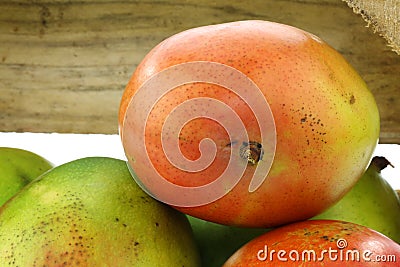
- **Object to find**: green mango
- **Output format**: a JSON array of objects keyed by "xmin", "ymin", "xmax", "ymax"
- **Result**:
[
  {"xmin": 0, "ymin": 157, "xmax": 201, "ymax": 266},
  {"xmin": 0, "ymin": 147, "xmax": 53, "ymax": 206},
  {"xmin": 312, "ymin": 156, "xmax": 400, "ymax": 243},
  {"xmin": 187, "ymin": 215, "xmax": 271, "ymax": 267}
]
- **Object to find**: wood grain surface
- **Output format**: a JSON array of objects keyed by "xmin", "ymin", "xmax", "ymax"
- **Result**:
[{"xmin": 0, "ymin": 0, "xmax": 399, "ymax": 143}]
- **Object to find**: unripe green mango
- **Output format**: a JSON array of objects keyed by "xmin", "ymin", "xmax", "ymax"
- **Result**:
[
  {"xmin": 188, "ymin": 215, "xmax": 271, "ymax": 267},
  {"xmin": 0, "ymin": 147, "xmax": 53, "ymax": 206},
  {"xmin": 0, "ymin": 157, "xmax": 201, "ymax": 266},
  {"xmin": 312, "ymin": 156, "xmax": 400, "ymax": 243}
]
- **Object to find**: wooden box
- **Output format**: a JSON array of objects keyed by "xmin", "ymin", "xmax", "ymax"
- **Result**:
[{"xmin": 0, "ymin": 0, "xmax": 399, "ymax": 143}]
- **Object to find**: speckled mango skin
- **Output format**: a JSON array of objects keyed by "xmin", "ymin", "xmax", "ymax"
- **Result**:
[
  {"xmin": 0, "ymin": 157, "xmax": 201, "ymax": 267},
  {"xmin": 119, "ymin": 20, "xmax": 380, "ymax": 227},
  {"xmin": 223, "ymin": 220, "xmax": 400, "ymax": 266}
]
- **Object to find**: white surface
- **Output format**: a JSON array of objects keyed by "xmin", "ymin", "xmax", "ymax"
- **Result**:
[
  {"xmin": 0, "ymin": 132, "xmax": 126, "ymax": 165},
  {"xmin": 0, "ymin": 132, "xmax": 399, "ymax": 190}
]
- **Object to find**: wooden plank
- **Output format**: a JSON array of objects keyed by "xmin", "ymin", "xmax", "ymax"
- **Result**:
[{"xmin": 0, "ymin": 0, "xmax": 399, "ymax": 143}]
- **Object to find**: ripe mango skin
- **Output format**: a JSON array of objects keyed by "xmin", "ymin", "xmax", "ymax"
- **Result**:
[
  {"xmin": 120, "ymin": 20, "xmax": 380, "ymax": 227},
  {"xmin": 0, "ymin": 157, "xmax": 201, "ymax": 267},
  {"xmin": 223, "ymin": 220, "xmax": 400, "ymax": 267}
]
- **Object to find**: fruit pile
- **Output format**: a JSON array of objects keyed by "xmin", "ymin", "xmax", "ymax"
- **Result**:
[{"xmin": 1, "ymin": 20, "xmax": 400, "ymax": 266}]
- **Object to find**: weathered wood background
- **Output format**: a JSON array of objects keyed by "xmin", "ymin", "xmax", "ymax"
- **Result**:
[{"xmin": 0, "ymin": 0, "xmax": 399, "ymax": 143}]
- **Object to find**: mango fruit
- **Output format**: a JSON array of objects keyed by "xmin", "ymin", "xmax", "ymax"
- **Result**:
[
  {"xmin": 188, "ymin": 215, "xmax": 271, "ymax": 267},
  {"xmin": 0, "ymin": 157, "xmax": 201, "ymax": 266},
  {"xmin": 0, "ymin": 147, "xmax": 53, "ymax": 206},
  {"xmin": 313, "ymin": 156, "xmax": 400, "ymax": 243},
  {"xmin": 119, "ymin": 20, "xmax": 380, "ymax": 227},
  {"xmin": 223, "ymin": 220, "xmax": 400, "ymax": 266}
]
